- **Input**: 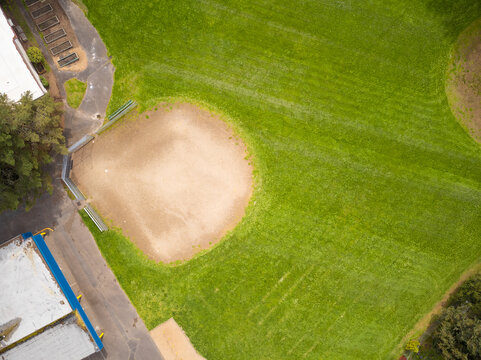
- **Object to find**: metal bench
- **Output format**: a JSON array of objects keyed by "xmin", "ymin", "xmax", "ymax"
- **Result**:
[{"xmin": 14, "ymin": 25, "xmax": 28, "ymax": 42}]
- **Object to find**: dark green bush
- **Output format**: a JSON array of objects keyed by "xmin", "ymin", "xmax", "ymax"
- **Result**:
[
  {"xmin": 449, "ymin": 273, "xmax": 481, "ymax": 318},
  {"xmin": 40, "ymin": 76, "xmax": 49, "ymax": 88}
]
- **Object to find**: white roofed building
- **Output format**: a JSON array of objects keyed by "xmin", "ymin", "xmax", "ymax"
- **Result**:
[
  {"xmin": 0, "ymin": 233, "xmax": 103, "ymax": 360},
  {"xmin": 0, "ymin": 7, "xmax": 46, "ymax": 101}
]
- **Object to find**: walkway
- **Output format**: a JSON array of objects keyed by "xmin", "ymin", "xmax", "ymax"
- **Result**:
[{"xmin": 16, "ymin": 0, "xmax": 114, "ymax": 144}]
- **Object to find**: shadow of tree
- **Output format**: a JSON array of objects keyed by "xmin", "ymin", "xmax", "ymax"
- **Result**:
[{"xmin": 425, "ymin": 0, "xmax": 481, "ymax": 39}]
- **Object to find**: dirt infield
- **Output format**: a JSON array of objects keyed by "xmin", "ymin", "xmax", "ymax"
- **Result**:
[
  {"xmin": 71, "ymin": 103, "xmax": 253, "ymax": 263},
  {"xmin": 150, "ymin": 318, "xmax": 205, "ymax": 360},
  {"xmin": 446, "ymin": 17, "xmax": 481, "ymax": 143}
]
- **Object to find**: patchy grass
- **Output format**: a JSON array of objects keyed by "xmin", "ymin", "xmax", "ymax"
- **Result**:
[
  {"xmin": 82, "ymin": 0, "xmax": 481, "ymax": 359},
  {"xmin": 64, "ymin": 78, "xmax": 87, "ymax": 109}
]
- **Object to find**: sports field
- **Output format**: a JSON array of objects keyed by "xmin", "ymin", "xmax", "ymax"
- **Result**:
[{"xmin": 81, "ymin": 0, "xmax": 481, "ymax": 359}]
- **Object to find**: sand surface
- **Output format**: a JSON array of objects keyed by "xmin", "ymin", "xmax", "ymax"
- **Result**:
[
  {"xmin": 72, "ymin": 103, "xmax": 252, "ymax": 263},
  {"xmin": 150, "ymin": 318, "xmax": 206, "ymax": 360}
]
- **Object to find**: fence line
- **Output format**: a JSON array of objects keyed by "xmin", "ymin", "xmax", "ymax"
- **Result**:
[
  {"xmin": 61, "ymin": 155, "xmax": 86, "ymax": 201},
  {"xmin": 62, "ymin": 99, "xmax": 137, "ymax": 232},
  {"xmin": 68, "ymin": 135, "xmax": 94, "ymax": 153},
  {"xmin": 83, "ymin": 205, "xmax": 108, "ymax": 232},
  {"xmin": 64, "ymin": 177, "xmax": 86, "ymax": 201},
  {"xmin": 96, "ymin": 100, "xmax": 137, "ymax": 134},
  {"xmin": 61, "ymin": 154, "xmax": 71, "ymax": 181},
  {"xmin": 61, "ymin": 156, "xmax": 107, "ymax": 231},
  {"xmin": 108, "ymin": 100, "xmax": 134, "ymax": 120}
]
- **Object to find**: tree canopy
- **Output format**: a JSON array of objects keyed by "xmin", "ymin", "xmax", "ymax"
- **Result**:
[
  {"xmin": 449, "ymin": 273, "xmax": 481, "ymax": 318},
  {"xmin": 432, "ymin": 273, "xmax": 481, "ymax": 360},
  {"xmin": 0, "ymin": 92, "xmax": 65, "ymax": 212}
]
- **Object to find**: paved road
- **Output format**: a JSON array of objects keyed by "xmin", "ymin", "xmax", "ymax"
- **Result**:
[
  {"xmin": 58, "ymin": 0, "xmax": 115, "ymax": 145},
  {"xmin": 2, "ymin": 1, "xmax": 164, "ymax": 359}
]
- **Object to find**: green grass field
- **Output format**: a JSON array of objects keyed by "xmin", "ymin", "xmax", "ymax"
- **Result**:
[
  {"xmin": 64, "ymin": 78, "xmax": 87, "ymax": 109},
  {"xmin": 81, "ymin": 0, "xmax": 481, "ymax": 358}
]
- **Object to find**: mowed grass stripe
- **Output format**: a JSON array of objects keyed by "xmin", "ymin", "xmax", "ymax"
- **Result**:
[
  {"xmin": 145, "ymin": 50, "xmax": 471, "ymax": 166},
  {"xmin": 146, "ymin": 42, "xmax": 436, "ymax": 132},
  {"xmin": 165, "ymin": 5, "xmax": 431, "ymax": 108},
  {"xmin": 141, "ymin": 60, "xmax": 439, "ymax": 150},
  {"xmin": 82, "ymin": 0, "xmax": 481, "ymax": 358},
  {"xmin": 205, "ymin": 0, "xmax": 437, "ymax": 82}
]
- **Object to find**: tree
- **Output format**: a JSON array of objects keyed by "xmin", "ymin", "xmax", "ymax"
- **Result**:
[
  {"xmin": 0, "ymin": 92, "xmax": 66, "ymax": 212},
  {"xmin": 450, "ymin": 273, "xmax": 481, "ymax": 318},
  {"xmin": 26, "ymin": 47, "xmax": 44, "ymax": 64},
  {"xmin": 433, "ymin": 304, "xmax": 481, "ymax": 360}
]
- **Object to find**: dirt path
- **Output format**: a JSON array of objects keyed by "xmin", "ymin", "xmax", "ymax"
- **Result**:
[
  {"xmin": 446, "ymin": 17, "xmax": 481, "ymax": 142},
  {"xmin": 150, "ymin": 318, "xmax": 206, "ymax": 360},
  {"xmin": 72, "ymin": 103, "xmax": 253, "ymax": 263}
]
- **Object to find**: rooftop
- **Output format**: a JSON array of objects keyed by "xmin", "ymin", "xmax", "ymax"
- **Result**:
[
  {"xmin": 3, "ymin": 314, "xmax": 97, "ymax": 360},
  {"xmin": 0, "ymin": 236, "xmax": 71, "ymax": 347},
  {"xmin": 0, "ymin": 234, "xmax": 102, "ymax": 360},
  {"xmin": 0, "ymin": 7, "xmax": 46, "ymax": 101}
]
